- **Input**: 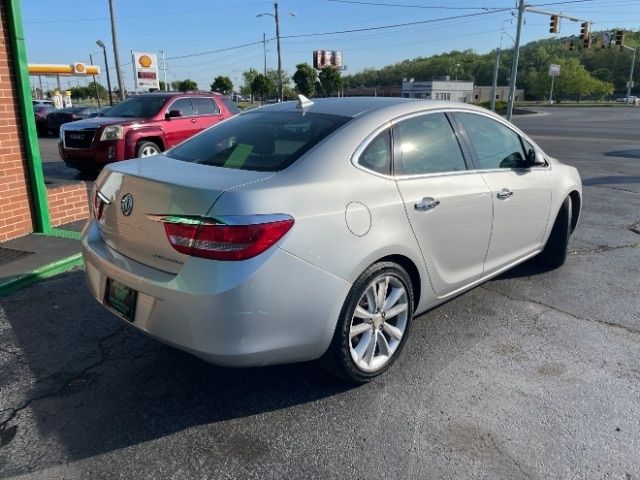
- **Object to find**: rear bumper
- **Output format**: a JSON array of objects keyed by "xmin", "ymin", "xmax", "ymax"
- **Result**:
[{"xmin": 82, "ymin": 220, "xmax": 351, "ymax": 367}]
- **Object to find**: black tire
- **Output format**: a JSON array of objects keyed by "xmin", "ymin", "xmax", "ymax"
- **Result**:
[
  {"xmin": 319, "ymin": 262, "xmax": 414, "ymax": 384},
  {"xmin": 136, "ymin": 140, "xmax": 161, "ymax": 158},
  {"xmin": 537, "ymin": 196, "xmax": 572, "ymax": 269}
]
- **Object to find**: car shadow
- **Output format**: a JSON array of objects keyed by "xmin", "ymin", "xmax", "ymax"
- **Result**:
[
  {"xmin": 582, "ymin": 175, "xmax": 640, "ymax": 186},
  {"xmin": 0, "ymin": 271, "xmax": 353, "ymax": 475},
  {"xmin": 494, "ymin": 258, "xmax": 547, "ymax": 280}
]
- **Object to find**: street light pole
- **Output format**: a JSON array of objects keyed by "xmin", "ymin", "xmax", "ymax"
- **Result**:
[
  {"xmin": 506, "ymin": 0, "xmax": 526, "ymax": 121},
  {"xmin": 108, "ymin": 0, "xmax": 125, "ymax": 100},
  {"xmin": 96, "ymin": 40, "xmax": 113, "ymax": 106},
  {"xmin": 263, "ymin": 33, "xmax": 267, "ymax": 76},
  {"xmin": 623, "ymin": 45, "xmax": 637, "ymax": 105}
]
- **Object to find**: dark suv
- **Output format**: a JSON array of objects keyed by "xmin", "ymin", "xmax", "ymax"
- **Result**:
[{"xmin": 58, "ymin": 92, "xmax": 239, "ymax": 172}]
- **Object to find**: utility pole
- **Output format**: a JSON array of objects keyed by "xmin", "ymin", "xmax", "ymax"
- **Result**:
[
  {"xmin": 263, "ymin": 33, "xmax": 267, "ymax": 76},
  {"xmin": 96, "ymin": 40, "xmax": 113, "ymax": 105},
  {"xmin": 89, "ymin": 53, "xmax": 101, "ymax": 107},
  {"xmin": 274, "ymin": 2, "xmax": 282, "ymax": 102},
  {"xmin": 506, "ymin": 0, "xmax": 526, "ymax": 121},
  {"xmin": 622, "ymin": 45, "xmax": 637, "ymax": 105},
  {"xmin": 490, "ymin": 47, "xmax": 500, "ymax": 111},
  {"xmin": 160, "ymin": 50, "xmax": 168, "ymax": 91},
  {"xmin": 108, "ymin": 0, "xmax": 125, "ymax": 100}
]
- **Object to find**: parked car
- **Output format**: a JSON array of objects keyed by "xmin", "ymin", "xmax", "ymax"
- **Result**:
[
  {"xmin": 33, "ymin": 99, "xmax": 53, "ymax": 106},
  {"xmin": 615, "ymin": 95, "xmax": 638, "ymax": 104},
  {"xmin": 47, "ymin": 106, "xmax": 102, "ymax": 135},
  {"xmin": 34, "ymin": 105, "xmax": 57, "ymax": 136},
  {"xmin": 83, "ymin": 97, "xmax": 582, "ymax": 383},
  {"xmin": 59, "ymin": 92, "xmax": 240, "ymax": 173}
]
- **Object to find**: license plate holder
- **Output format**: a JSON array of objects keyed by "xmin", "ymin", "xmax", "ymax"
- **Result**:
[{"xmin": 105, "ymin": 278, "xmax": 137, "ymax": 322}]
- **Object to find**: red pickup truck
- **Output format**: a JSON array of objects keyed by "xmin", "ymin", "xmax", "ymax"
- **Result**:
[{"xmin": 58, "ymin": 92, "xmax": 239, "ymax": 173}]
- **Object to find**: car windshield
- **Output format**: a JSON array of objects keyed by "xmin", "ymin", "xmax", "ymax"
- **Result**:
[
  {"xmin": 105, "ymin": 96, "xmax": 168, "ymax": 118},
  {"xmin": 167, "ymin": 110, "xmax": 351, "ymax": 172}
]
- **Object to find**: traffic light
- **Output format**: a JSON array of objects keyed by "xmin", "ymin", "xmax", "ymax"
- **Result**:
[
  {"xmin": 615, "ymin": 30, "xmax": 624, "ymax": 46},
  {"xmin": 583, "ymin": 36, "xmax": 592, "ymax": 49},
  {"xmin": 549, "ymin": 15, "xmax": 559, "ymax": 34},
  {"xmin": 580, "ymin": 22, "xmax": 590, "ymax": 40},
  {"xmin": 567, "ymin": 41, "xmax": 575, "ymax": 51}
]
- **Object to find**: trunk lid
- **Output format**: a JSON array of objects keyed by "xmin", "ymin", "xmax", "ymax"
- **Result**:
[{"xmin": 95, "ymin": 155, "xmax": 275, "ymax": 273}]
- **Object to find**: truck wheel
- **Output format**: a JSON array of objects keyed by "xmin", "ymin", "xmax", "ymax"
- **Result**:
[{"xmin": 136, "ymin": 141, "xmax": 161, "ymax": 158}]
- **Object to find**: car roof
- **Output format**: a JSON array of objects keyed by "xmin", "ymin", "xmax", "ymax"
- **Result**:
[
  {"xmin": 256, "ymin": 96, "xmax": 490, "ymax": 119},
  {"xmin": 131, "ymin": 92, "xmax": 225, "ymax": 99}
]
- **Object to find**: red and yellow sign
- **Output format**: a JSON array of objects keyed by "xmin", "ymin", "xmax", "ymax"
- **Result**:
[{"xmin": 28, "ymin": 63, "xmax": 100, "ymax": 76}]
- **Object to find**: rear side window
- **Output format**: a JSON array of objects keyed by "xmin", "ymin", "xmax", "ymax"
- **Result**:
[
  {"xmin": 167, "ymin": 111, "xmax": 350, "ymax": 172},
  {"xmin": 167, "ymin": 98, "xmax": 194, "ymax": 117},
  {"xmin": 192, "ymin": 97, "xmax": 220, "ymax": 115},
  {"xmin": 220, "ymin": 97, "xmax": 241, "ymax": 114},
  {"xmin": 456, "ymin": 112, "xmax": 526, "ymax": 169},
  {"xmin": 358, "ymin": 129, "xmax": 391, "ymax": 175},
  {"xmin": 394, "ymin": 113, "xmax": 467, "ymax": 175}
]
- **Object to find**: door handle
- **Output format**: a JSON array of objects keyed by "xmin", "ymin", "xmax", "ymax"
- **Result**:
[
  {"xmin": 190, "ymin": 118, "xmax": 198, "ymax": 124},
  {"xmin": 414, "ymin": 197, "xmax": 440, "ymax": 211},
  {"xmin": 497, "ymin": 188, "xmax": 513, "ymax": 199}
]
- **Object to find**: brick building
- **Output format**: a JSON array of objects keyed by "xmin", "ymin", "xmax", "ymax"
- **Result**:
[{"xmin": 0, "ymin": 1, "xmax": 88, "ymax": 242}]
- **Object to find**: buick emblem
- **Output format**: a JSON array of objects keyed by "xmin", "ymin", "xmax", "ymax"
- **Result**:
[{"xmin": 120, "ymin": 193, "xmax": 134, "ymax": 216}]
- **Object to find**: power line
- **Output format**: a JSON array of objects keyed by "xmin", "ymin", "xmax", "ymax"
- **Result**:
[
  {"xmin": 325, "ymin": 0, "xmax": 508, "ymax": 9},
  {"xmin": 280, "ymin": 9, "xmax": 511, "ymax": 39}
]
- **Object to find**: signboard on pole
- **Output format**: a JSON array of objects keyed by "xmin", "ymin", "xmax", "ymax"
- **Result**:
[
  {"xmin": 313, "ymin": 50, "xmax": 343, "ymax": 69},
  {"xmin": 132, "ymin": 52, "xmax": 160, "ymax": 91},
  {"xmin": 548, "ymin": 64, "xmax": 561, "ymax": 77}
]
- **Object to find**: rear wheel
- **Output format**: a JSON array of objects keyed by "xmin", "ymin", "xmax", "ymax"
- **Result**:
[
  {"xmin": 537, "ymin": 196, "xmax": 571, "ymax": 269},
  {"xmin": 136, "ymin": 140, "xmax": 161, "ymax": 158},
  {"xmin": 320, "ymin": 262, "xmax": 414, "ymax": 383}
]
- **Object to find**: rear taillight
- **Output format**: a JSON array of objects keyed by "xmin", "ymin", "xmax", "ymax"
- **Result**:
[
  {"xmin": 92, "ymin": 188, "xmax": 110, "ymax": 222},
  {"xmin": 163, "ymin": 218, "xmax": 294, "ymax": 261}
]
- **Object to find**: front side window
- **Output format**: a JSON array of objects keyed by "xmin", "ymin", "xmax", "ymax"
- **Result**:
[
  {"xmin": 167, "ymin": 111, "xmax": 350, "ymax": 172},
  {"xmin": 394, "ymin": 112, "xmax": 467, "ymax": 176},
  {"xmin": 167, "ymin": 98, "xmax": 194, "ymax": 117},
  {"xmin": 455, "ymin": 113, "xmax": 526, "ymax": 169},
  {"xmin": 358, "ymin": 129, "xmax": 391, "ymax": 175}
]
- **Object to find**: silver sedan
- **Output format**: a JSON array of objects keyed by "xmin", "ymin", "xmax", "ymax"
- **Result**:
[{"xmin": 82, "ymin": 97, "xmax": 582, "ymax": 383}]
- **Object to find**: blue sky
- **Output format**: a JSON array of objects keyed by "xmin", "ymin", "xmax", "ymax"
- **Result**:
[{"xmin": 21, "ymin": 0, "xmax": 640, "ymax": 92}]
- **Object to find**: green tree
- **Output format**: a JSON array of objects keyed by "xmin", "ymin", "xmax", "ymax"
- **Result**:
[
  {"xmin": 159, "ymin": 80, "xmax": 167, "ymax": 91},
  {"xmin": 318, "ymin": 66, "xmax": 342, "ymax": 96},
  {"xmin": 241, "ymin": 68, "xmax": 260, "ymax": 100},
  {"xmin": 292, "ymin": 63, "xmax": 317, "ymax": 97},
  {"xmin": 210, "ymin": 75, "xmax": 233, "ymax": 95},
  {"xmin": 174, "ymin": 79, "xmax": 198, "ymax": 92},
  {"xmin": 251, "ymin": 74, "xmax": 273, "ymax": 102}
]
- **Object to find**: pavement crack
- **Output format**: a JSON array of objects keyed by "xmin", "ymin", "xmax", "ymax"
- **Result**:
[
  {"xmin": 590, "ymin": 185, "xmax": 639, "ymax": 195},
  {"xmin": 569, "ymin": 243, "xmax": 640, "ymax": 255},
  {"xmin": 480, "ymin": 285, "xmax": 640, "ymax": 336},
  {"xmin": 627, "ymin": 220, "xmax": 640, "ymax": 235}
]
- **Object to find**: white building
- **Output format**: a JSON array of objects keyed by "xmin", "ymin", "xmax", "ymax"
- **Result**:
[{"xmin": 401, "ymin": 77, "xmax": 474, "ymax": 103}]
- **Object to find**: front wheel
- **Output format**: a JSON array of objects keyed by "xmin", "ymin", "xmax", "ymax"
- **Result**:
[
  {"xmin": 320, "ymin": 262, "xmax": 414, "ymax": 383},
  {"xmin": 136, "ymin": 140, "xmax": 161, "ymax": 158},
  {"xmin": 537, "ymin": 196, "xmax": 572, "ymax": 269}
]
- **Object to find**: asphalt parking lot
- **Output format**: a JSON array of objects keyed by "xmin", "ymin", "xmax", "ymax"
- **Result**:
[{"xmin": 1, "ymin": 106, "xmax": 639, "ymax": 479}]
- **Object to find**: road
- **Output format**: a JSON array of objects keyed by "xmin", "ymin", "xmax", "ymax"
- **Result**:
[{"xmin": 1, "ymin": 107, "xmax": 639, "ymax": 479}]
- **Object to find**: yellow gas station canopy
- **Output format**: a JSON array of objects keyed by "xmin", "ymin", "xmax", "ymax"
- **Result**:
[{"xmin": 28, "ymin": 63, "xmax": 101, "ymax": 76}]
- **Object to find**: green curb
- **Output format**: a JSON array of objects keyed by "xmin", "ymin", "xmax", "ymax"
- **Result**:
[{"xmin": 0, "ymin": 253, "xmax": 84, "ymax": 297}]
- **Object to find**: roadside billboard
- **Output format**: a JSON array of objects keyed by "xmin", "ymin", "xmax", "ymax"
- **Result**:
[
  {"xmin": 132, "ymin": 52, "xmax": 160, "ymax": 91},
  {"xmin": 313, "ymin": 50, "xmax": 342, "ymax": 70}
]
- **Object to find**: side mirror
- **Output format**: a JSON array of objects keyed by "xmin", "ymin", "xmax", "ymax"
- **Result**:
[
  {"xmin": 524, "ymin": 148, "xmax": 545, "ymax": 168},
  {"xmin": 165, "ymin": 110, "xmax": 181, "ymax": 119}
]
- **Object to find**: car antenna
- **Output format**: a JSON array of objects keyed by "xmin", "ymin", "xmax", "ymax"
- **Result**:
[{"xmin": 297, "ymin": 94, "xmax": 314, "ymax": 112}]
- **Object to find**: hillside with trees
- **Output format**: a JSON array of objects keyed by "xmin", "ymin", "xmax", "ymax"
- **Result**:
[{"xmin": 342, "ymin": 30, "xmax": 638, "ymax": 100}]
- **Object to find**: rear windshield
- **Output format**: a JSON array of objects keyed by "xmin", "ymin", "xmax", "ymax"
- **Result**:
[
  {"xmin": 105, "ymin": 96, "xmax": 168, "ymax": 118},
  {"xmin": 167, "ymin": 110, "xmax": 350, "ymax": 172}
]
